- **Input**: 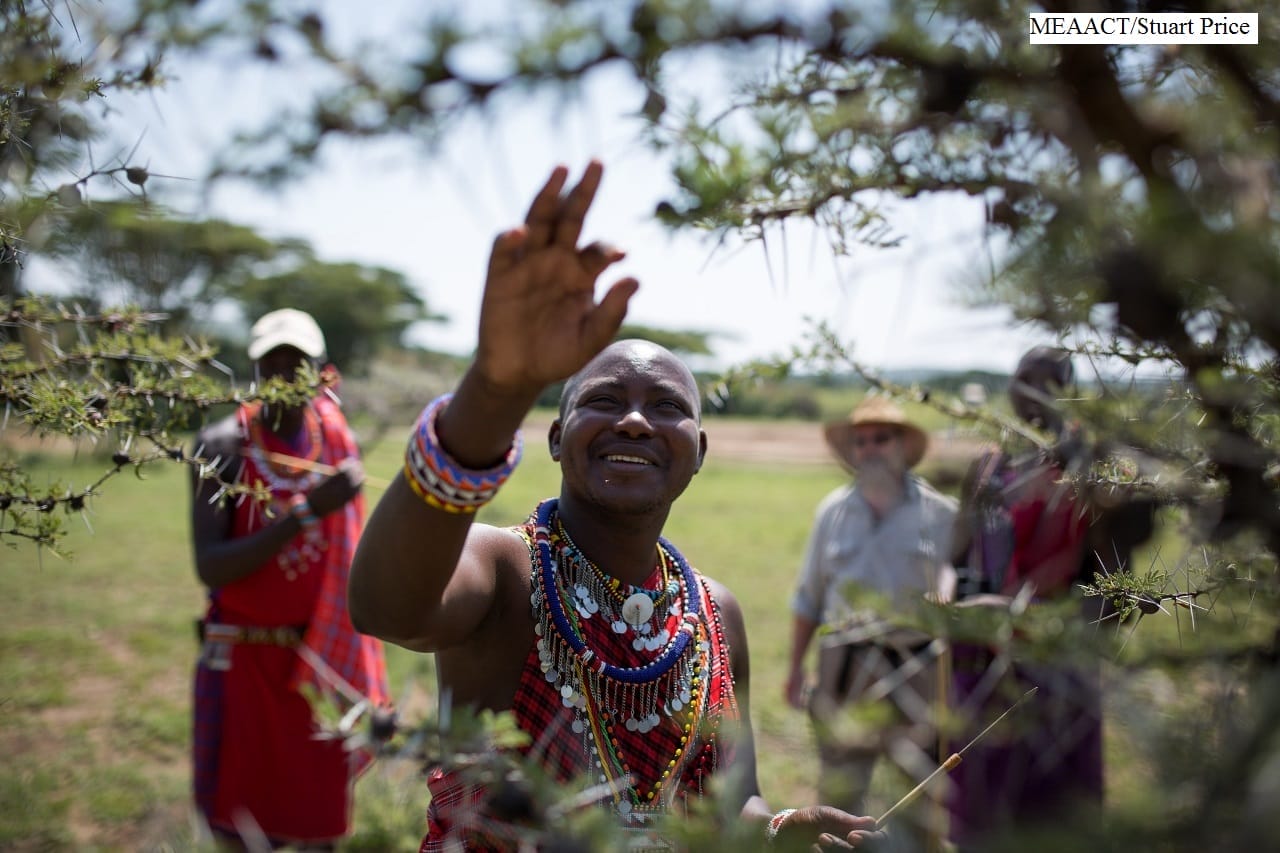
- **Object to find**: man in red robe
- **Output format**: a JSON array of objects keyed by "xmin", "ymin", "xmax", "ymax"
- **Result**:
[{"xmin": 190, "ymin": 308, "xmax": 388, "ymax": 849}]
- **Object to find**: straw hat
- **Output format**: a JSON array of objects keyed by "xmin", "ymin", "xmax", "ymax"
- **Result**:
[{"xmin": 823, "ymin": 395, "xmax": 929, "ymax": 471}]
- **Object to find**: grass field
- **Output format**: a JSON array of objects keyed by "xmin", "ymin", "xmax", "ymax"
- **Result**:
[{"xmin": 0, "ymin": 420, "xmax": 854, "ymax": 851}]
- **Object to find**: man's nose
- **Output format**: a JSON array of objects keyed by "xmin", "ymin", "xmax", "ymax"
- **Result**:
[{"xmin": 615, "ymin": 406, "xmax": 654, "ymax": 436}]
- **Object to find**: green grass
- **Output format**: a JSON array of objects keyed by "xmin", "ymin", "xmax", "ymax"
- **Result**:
[
  {"xmin": 0, "ymin": 764, "xmax": 74, "ymax": 848},
  {"xmin": 0, "ymin": 448, "xmax": 201, "ymax": 849}
]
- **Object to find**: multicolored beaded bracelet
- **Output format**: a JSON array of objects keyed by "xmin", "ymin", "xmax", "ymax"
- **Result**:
[
  {"xmin": 403, "ymin": 393, "xmax": 523, "ymax": 514},
  {"xmin": 288, "ymin": 493, "xmax": 319, "ymax": 529}
]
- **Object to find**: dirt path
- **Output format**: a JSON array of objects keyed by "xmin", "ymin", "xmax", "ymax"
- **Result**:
[{"xmin": 523, "ymin": 415, "xmax": 988, "ymax": 468}]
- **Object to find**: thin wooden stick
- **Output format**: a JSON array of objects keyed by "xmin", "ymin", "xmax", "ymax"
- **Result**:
[
  {"xmin": 253, "ymin": 449, "xmax": 391, "ymax": 490},
  {"xmin": 928, "ymin": 643, "xmax": 952, "ymax": 853},
  {"xmin": 875, "ymin": 686, "xmax": 1039, "ymax": 829}
]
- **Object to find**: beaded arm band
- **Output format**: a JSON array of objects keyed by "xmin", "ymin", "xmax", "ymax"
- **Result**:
[
  {"xmin": 288, "ymin": 494, "xmax": 319, "ymax": 528},
  {"xmin": 287, "ymin": 494, "xmax": 324, "ymax": 564},
  {"xmin": 403, "ymin": 393, "xmax": 523, "ymax": 514},
  {"xmin": 766, "ymin": 808, "xmax": 797, "ymax": 844}
]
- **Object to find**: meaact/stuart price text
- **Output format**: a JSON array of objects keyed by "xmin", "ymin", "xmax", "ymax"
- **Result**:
[{"xmin": 1029, "ymin": 12, "xmax": 1258, "ymax": 43}]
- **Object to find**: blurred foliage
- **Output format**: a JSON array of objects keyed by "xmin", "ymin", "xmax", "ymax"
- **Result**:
[
  {"xmin": 228, "ymin": 258, "xmax": 438, "ymax": 375},
  {"xmin": 0, "ymin": 298, "xmax": 331, "ymax": 549},
  {"xmin": 43, "ymin": 200, "xmax": 292, "ymax": 328},
  {"xmin": 616, "ymin": 322, "xmax": 719, "ymax": 356}
]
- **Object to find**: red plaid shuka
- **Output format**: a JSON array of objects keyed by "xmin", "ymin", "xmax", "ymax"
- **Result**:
[
  {"xmin": 290, "ymin": 398, "xmax": 389, "ymax": 707},
  {"xmin": 193, "ymin": 394, "xmax": 388, "ymax": 844},
  {"xmin": 422, "ymin": 517, "xmax": 739, "ymax": 852}
]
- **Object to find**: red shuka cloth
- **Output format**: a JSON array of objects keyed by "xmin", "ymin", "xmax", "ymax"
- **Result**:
[{"xmin": 193, "ymin": 396, "xmax": 387, "ymax": 844}]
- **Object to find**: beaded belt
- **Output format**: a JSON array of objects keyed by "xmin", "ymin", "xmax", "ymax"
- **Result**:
[{"xmin": 198, "ymin": 620, "xmax": 305, "ymax": 671}]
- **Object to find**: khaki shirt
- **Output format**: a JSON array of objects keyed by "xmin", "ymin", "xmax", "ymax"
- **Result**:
[
  {"xmin": 792, "ymin": 476, "xmax": 957, "ymax": 633},
  {"xmin": 795, "ymin": 477, "xmax": 957, "ymax": 725}
]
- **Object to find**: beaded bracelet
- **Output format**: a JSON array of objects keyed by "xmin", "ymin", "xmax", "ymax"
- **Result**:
[
  {"xmin": 289, "ymin": 494, "xmax": 320, "ymax": 529},
  {"xmin": 765, "ymin": 808, "xmax": 797, "ymax": 844},
  {"xmin": 403, "ymin": 393, "xmax": 523, "ymax": 514}
]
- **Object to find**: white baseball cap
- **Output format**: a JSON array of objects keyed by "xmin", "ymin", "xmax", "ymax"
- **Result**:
[{"xmin": 247, "ymin": 308, "xmax": 327, "ymax": 361}]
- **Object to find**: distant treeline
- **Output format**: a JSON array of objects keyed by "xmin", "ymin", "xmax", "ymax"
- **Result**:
[
  {"xmin": 697, "ymin": 370, "xmax": 1013, "ymax": 421},
  {"xmin": 332, "ymin": 347, "xmax": 1172, "ymax": 430}
]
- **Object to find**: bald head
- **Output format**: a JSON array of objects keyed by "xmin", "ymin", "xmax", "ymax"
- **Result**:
[
  {"xmin": 1011, "ymin": 346, "xmax": 1074, "ymax": 429},
  {"xmin": 1015, "ymin": 346, "xmax": 1074, "ymax": 388},
  {"xmin": 560, "ymin": 340, "xmax": 701, "ymax": 421}
]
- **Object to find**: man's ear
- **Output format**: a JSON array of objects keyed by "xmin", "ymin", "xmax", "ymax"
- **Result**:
[
  {"xmin": 548, "ymin": 419, "xmax": 564, "ymax": 462},
  {"xmin": 694, "ymin": 429, "xmax": 708, "ymax": 474}
]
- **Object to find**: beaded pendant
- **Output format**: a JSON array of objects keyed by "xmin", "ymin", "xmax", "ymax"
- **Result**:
[
  {"xmin": 554, "ymin": 516, "xmax": 681, "ymax": 642},
  {"xmin": 621, "ymin": 592, "xmax": 655, "ymax": 626}
]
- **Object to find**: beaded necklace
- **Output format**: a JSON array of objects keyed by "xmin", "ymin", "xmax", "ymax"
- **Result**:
[
  {"xmin": 242, "ymin": 402, "xmax": 325, "ymax": 494},
  {"xmin": 554, "ymin": 516, "xmax": 682, "ymax": 650},
  {"xmin": 530, "ymin": 499, "xmax": 710, "ymax": 823},
  {"xmin": 239, "ymin": 402, "xmax": 327, "ymax": 579}
]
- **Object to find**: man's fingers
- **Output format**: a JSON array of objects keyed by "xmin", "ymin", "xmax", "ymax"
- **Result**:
[
  {"xmin": 578, "ymin": 241, "xmax": 626, "ymax": 278},
  {"xmin": 552, "ymin": 160, "xmax": 603, "ymax": 249},
  {"xmin": 581, "ymin": 277, "xmax": 638, "ymax": 352},
  {"xmin": 487, "ymin": 227, "xmax": 529, "ymax": 280},
  {"xmin": 846, "ymin": 830, "xmax": 882, "ymax": 849},
  {"xmin": 523, "ymin": 165, "xmax": 570, "ymax": 249},
  {"xmin": 839, "ymin": 814, "xmax": 877, "ymax": 832}
]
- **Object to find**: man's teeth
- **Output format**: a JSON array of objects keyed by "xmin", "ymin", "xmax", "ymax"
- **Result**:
[{"xmin": 606, "ymin": 455, "xmax": 652, "ymax": 465}]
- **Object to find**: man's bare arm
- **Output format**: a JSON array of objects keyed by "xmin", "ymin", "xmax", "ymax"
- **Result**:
[
  {"xmin": 785, "ymin": 614, "xmax": 819, "ymax": 709},
  {"xmin": 710, "ymin": 579, "xmax": 881, "ymax": 845},
  {"xmin": 347, "ymin": 161, "xmax": 637, "ymax": 651},
  {"xmin": 189, "ymin": 423, "xmax": 300, "ymax": 589}
]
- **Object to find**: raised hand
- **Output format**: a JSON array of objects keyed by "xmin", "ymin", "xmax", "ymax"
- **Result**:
[{"xmin": 473, "ymin": 161, "xmax": 639, "ymax": 396}]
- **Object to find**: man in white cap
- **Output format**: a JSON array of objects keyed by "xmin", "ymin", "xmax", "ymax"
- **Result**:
[
  {"xmin": 786, "ymin": 395, "xmax": 957, "ymax": 847},
  {"xmin": 188, "ymin": 308, "xmax": 389, "ymax": 850}
]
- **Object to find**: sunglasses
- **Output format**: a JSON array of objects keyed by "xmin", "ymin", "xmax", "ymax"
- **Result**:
[{"xmin": 853, "ymin": 430, "xmax": 898, "ymax": 448}]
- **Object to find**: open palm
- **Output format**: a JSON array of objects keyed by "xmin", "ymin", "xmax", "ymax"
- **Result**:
[{"xmin": 474, "ymin": 161, "xmax": 639, "ymax": 393}]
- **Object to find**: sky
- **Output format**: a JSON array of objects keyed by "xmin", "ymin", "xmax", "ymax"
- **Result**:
[{"xmin": 58, "ymin": 1, "xmax": 1063, "ymax": 376}]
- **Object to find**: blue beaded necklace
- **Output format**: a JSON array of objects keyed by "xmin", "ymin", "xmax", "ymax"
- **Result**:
[{"xmin": 533, "ymin": 499, "xmax": 700, "ymax": 685}]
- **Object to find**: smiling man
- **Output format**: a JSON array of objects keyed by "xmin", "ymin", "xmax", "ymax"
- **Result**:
[{"xmin": 348, "ymin": 162, "xmax": 882, "ymax": 852}]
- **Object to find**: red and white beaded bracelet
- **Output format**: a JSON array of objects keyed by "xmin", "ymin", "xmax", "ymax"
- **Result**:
[{"xmin": 766, "ymin": 808, "xmax": 797, "ymax": 843}]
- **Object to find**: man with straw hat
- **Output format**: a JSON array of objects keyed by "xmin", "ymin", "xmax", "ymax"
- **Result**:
[{"xmin": 787, "ymin": 394, "xmax": 957, "ymax": 848}]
